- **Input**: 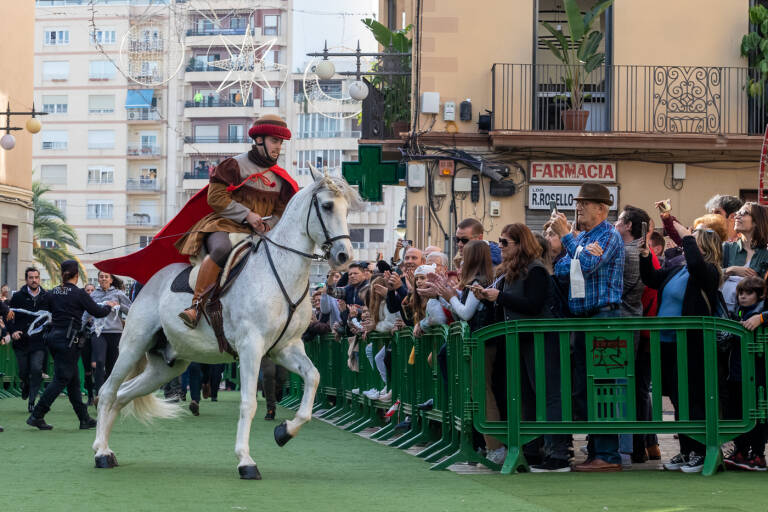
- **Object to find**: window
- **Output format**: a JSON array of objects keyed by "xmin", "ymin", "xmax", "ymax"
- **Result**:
[
  {"xmin": 89, "ymin": 60, "xmax": 116, "ymax": 80},
  {"xmin": 39, "ymin": 239, "xmax": 59, "ymax": 249},
  {"xmin": 40, "ymin": 164, "xmax": 67, "ymax": 185},
  {"xmin": 87, "ymin": 166, "xmax": 114, "ymax": 184},
  {"xmin": 86, "ymin": 234, "xmax": 113, "ymax": 251},
  {"xmin": 350, "ymin": 228, "xmax": 365, "ymax": 249},
  {"xmin": 262, "ymin": 88, "xmax": 278, "ymax": 107},
  {"xmin": 90, "ymin": 29, "xmax": 116, "ymax": 45},
  {"xmin": 228, "ymin": 124, "xmax": 244, "ymax": 142},
  {"xmin": 88, "ymin": 94, "xmax": 115, "ymax": 114},
  {"xmin": 139, "ymin": 235, "xmax": 153, "ymax": 248},
  {"xmin": 263, "ymin": 15, "xmax": 279, "ymax": 35},
  {"xmin": 44, "ymin": 30, "xmax": 69, "ymax": 46},
  {"xmin": 41, "ymin": 130, "xmax": 68, "ymax": 150},
  {"xmin": 369, "ymin": 229, "xmax": 384, "ymax": 243},
  {"xmin": 87, "ymin": 201, "xmax": 113, "ymax": 219},
  {"xmin": 54, "ymin": 199, "xmax": 67, "ymax": 216},
  {"xmin": 88, "ymin": 130, "xmax": 115, "ymax": 149},
  {"xmin": 194, "ymin": 125, "xmax": 219, "ymax": 142},
  {"xmin": 42, "ymin": 61, "xmax": 69, "ymax": 81},
  {"xmin": 298, "ymin": 113, "xmax": 341, "ymax": 138},
  {"xmin": 296, "ymin": 150, "xmax": 343, "ymax": 174},
  {"xmin": 42, "ymin": 95, "xmax": 67, "ymax": 114}
]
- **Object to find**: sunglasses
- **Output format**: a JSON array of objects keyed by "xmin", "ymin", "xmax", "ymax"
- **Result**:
[
  {"xmin": 498, "ymin": 238, "xmax": 514, "ymax": 247},
  {"xmin": 454, "ymin": 236, "xmax": 471, "ymax": 245}
]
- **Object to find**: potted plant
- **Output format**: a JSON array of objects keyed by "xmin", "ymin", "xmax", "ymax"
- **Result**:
[
  {"xmin": 541, "ymin": 0, "xmax": 614, "ymax": 131},
  {"xmin": 362, "ymin": 19, "xmax": 412, "ymax": 136}
]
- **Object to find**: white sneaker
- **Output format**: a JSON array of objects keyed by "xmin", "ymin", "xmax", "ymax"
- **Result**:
[
  {"xmin": 663, "ymin": 452, "xmax": 688, "ymax": 471},
  {"xmin": 680, "ymin": 453, "xmax": 705, "ymax": 473},
  {"xmin": 620, "ymin": 453, "xmax": 632, "ymax": 470},
  {"xmin": 487, "ymin": 446, "xmax": 507, "ymax": 465},
  {"xmin": 363, "ymin": 389, "xmax": 380, "ymax": 400},
  {"xmin": 378, "ymin": 390, "xmax": 392, "ymax": 402},
  {"xmin": 351, "ymin": 388, "xmax": 360, "ymax": 395}
]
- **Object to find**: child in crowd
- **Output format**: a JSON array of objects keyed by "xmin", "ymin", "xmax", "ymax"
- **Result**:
[{"xmin": 725, "ymin": 276, "xmax": 767, "ymax": 471}]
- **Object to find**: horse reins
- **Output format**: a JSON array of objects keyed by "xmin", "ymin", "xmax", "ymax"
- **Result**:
[{"xmin": 254, "ymin": 189, "xmax": 351, "ymax": 354}]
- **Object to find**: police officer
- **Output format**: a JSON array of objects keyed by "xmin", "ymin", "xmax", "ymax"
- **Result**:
[{"xmin": 26, "ymin": 260, "xmax": 116, "ymax": 430}]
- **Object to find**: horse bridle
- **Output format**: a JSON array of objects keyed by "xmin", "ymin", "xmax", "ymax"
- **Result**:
[{"xmin": 254, "ymin": 188, "xmax": 350, "ymax": 352}]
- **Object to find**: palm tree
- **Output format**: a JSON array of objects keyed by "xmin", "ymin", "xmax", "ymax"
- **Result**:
[{"xmin": 32, "ymin": 181, "xmax": 87, "ymax": 284}]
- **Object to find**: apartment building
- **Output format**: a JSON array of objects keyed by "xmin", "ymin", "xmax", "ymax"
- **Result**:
[{"xmin": 34, "ymin": 0, "xmax": 173, "ymax": 284}]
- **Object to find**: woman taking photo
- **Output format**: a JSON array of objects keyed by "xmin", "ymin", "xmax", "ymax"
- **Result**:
[
  {"xmin": 721, "ymin": 202, "xmax": 768, "ymax": 313},
  {"xmin": 27, "ymin": 260, "xmax": 116, "ymax": 430},
  {"xmin": 89, "ymin": 271, "xmax": 132, "ymax": 398},
  {"xmin": 640, "ymin": 202, "xmax": 723, "ymax": 473}
]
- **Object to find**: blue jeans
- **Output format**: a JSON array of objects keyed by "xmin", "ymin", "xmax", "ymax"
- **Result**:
[{"xmin": 572, "ymin": 308, "xmax": 621, "ymax": 464}]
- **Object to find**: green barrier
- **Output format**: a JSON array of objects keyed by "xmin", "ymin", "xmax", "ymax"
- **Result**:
[{"xmin": 471, "ymin": 317, "xmax": 757, "ymax": 476}]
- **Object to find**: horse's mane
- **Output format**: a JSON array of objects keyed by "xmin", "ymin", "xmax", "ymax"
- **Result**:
[{"xmin": 303, "ymin": 175, "xmax": 364, "ymax": 211}]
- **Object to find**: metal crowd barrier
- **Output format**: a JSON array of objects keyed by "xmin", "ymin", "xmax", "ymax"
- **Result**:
[{"xmin": 284, "ymin": 317, "xmax": 765, "ymax": 476}]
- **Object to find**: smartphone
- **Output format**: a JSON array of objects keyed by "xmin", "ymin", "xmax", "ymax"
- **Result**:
[
  {"xmin": 549, "ymin": 200, "xmax": 558, "ymax": 215},
  {"xmin": 574, "ymin": 209, "xmax": 580, "ymax": 231},
  {"xmin": 403, "ymin": 239, "xmax": 413, "ymax": 248},
  {"xmin": 640, "ymin": 221, "xmax": 648, "ymax": 248}
]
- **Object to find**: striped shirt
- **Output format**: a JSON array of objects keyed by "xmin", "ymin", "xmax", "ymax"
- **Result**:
[{"xmin": 554, "ymin": 220, "xmax": 625, "ymax": 316}]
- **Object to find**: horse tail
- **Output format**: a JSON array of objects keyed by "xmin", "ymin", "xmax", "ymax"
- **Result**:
[{"xmin": 121, "ymin": 354, "xmax": 183, "ymax": 423}]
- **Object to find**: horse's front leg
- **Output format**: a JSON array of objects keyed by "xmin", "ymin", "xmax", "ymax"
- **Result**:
[
  {"xmin": 234, "ymin": 345, "xmax": 263, "ymax": 480},
  {"xmin": 271, "ymin": 341, "xmax": 320, "ymax": 446}
]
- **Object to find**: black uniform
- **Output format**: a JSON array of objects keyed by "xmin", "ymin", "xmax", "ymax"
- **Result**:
[
  {"xmin": 29, "ymin": 283, "xmax": 112, "ymax": 427},
  {"xmin": 6, "ymin": 285, "xmax": 48, "ymax": 409}
]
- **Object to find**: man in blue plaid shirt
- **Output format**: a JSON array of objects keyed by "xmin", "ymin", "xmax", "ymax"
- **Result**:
[{"xmin": 549, "ymin": 183, "xmax": 625, "ymax": 473}]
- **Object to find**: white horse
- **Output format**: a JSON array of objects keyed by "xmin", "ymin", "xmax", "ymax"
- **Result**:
[{"xmin": 92, "ymin": 172, "xmax": 358, "ymax": 479}]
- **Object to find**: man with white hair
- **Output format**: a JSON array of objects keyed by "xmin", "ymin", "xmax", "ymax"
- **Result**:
[{"xmin": 426, "ymin": 251, "xmax": 448, "ymax": 275}]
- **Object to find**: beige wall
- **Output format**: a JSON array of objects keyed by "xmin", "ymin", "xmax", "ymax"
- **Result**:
[{"xmin": 614, "ymin": 0, "xmax": 748, "ymax": 66}]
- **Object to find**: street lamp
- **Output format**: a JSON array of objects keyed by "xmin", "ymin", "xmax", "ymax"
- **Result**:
[{"xmin": 0, "ymin": 102, "xmax": 47, "ymax": 151}]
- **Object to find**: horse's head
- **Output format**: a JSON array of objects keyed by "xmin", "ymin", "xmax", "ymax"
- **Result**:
[{"xmin": 304, "ymin": 168, "xmax": 361, "ymax": 270}]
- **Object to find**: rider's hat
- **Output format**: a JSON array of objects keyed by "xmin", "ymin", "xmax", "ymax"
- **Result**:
[{"xmin": 248, "ymin": 114, "xmax": 292, "ymax": 141}]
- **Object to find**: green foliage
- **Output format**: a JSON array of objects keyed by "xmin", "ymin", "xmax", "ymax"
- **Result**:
[
  {"xmin": 362, "ymin": 18, "xmax": 412, "ymax": 130},
  {"xmin": 742, "ymin": 5, "xmax": 768, "ymax": 98},
  {"xmin": 541, "ymin": 0, "xmax": 614, "ymax": 111},
  {"xmin": 32, "ymin": 181, "xmax": 86, "ymax": 285}
]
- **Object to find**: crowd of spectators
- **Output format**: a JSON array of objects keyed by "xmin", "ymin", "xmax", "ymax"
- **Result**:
[{"xmin": 308, "ymin": 184, "xmax": 768, "ymax": 473}]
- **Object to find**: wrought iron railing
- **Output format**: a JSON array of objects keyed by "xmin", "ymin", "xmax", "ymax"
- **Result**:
[
  {"xmin": 184, "ymin": 170, "xmax": 211, "ymax": 180},
  {"xmin": 127, "ymin": 144, "xmax": 161, "ymax": 156},
  {"xmin": 126, "ymin": 178, "xmax": 160, "ymax": 191},
  {"xmin": 184, "ymin": 99, "xmax": 254, "ymax": 108},
  {"xmin": 126, "ymin": 108, "xmax": 160, "ymax": 121},
  {"xmin": 491, "ymin": 63, "xmax": 768, "ymax": 135},
  {"xmin": 183, "ymin": 136, "xmax": 251, "ymax": 144}
]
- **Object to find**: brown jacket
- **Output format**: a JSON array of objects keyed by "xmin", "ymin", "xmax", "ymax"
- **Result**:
[{"xmin": 175, "ymin": 153, "xmax": 294, "ymax": 256}]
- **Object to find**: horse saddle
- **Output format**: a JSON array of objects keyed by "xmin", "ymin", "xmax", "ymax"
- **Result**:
[{"xmin": 170, "ymin": 234, "xmax": 256, "ymax": 358}]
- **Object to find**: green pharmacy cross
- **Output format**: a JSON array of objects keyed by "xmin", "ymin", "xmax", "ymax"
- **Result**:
[{"xmin": 342, "ymin": 144, "xmax": 403, "ymax": 202}]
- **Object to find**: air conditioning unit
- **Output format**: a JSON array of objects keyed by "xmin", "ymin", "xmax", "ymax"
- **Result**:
[{"xmin": 128, "ymin": 111, "xmax": 137, "ymax": 120}]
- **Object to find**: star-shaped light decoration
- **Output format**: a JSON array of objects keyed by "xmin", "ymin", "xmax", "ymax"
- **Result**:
[{"xmin": 209, "ymin": 23, "xmax": 289, "ymax": 106}]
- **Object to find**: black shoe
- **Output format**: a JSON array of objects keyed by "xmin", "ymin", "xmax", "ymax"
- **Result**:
[
  {"xmin": 189, "ymin": 400, "xmax": 199, "ymax": 416},
  {"xmin": 395, "ymin": 418, "xmax": 411, "ymax": 431},
  {"xmin": 20, "ymin": 383, "xmax": 29, "ymax": 400},
  {"xmin": 416, "ymin": 398, "xmax": 434, "ymax": 411},
  {"xmin": 0, "ymin": 425, "xmax": 3, "ymax": 432},
  {"xmin": 26, "ymin": 415, "xmax": 53, "ymax": 430},
  {"xmin": 530, "ymin": 457, "xmax": 572, "ymax": 472},
  {"xmin": 211, "ymin": 397, "xmax": 218, "ymax": 402},
  {"xmin": 264, "ymin": 408, "xmax": 276, "ymax": 421},
  {"xmin": 79, "ymin": 416, "xmax": 97, "ymax": 430}
]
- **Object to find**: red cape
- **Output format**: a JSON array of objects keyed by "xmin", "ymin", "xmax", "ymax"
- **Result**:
[{"xmin": 95, "ymin": 164, "xmax": 299, "ymax": 284}]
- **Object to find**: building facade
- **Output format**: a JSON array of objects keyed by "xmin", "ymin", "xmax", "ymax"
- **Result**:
[
  {"xmin": 380, "ymin": 0, "xmax": 764, "ymax": 264},
  {"xmin": 0, "ymin": 3, "xmax": 36, "ymax": 289},
  {"xmin": 33, "ymin": 0, "xmax": 173, "ymax": 284}
]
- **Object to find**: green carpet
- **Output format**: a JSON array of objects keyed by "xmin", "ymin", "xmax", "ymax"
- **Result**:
[{"xmin": 0, "ymin": 392, "xmax": 766, "ymax": 512}]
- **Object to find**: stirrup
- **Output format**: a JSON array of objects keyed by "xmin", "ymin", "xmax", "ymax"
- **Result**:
[{"xmin": 179, "ymin": 306, "xmax": 200, "ymax": 329}]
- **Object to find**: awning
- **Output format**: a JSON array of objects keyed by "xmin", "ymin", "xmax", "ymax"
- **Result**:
[{"xmin": 125, "ymin": 89, "xmax": 154, "ymax": 108}]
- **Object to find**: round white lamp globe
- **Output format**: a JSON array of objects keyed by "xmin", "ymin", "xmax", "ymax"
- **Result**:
[
  {"xmin": 348, "ymin": 80, "xmax": 369, "ymax": 101},
  {"xmin": 0, "ymin": 133, "xmax": 16, "ymax": 150},
  {"xmin": 315, "ymin": 60, "xmax": 335, "ymax": 80}
]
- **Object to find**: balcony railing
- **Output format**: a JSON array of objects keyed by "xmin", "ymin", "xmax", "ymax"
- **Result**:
[
  {"xmin": 126, "ymin": 108, "xmax": 160, "ymax": 121},
  {"xmin": 129, "ymin": 40, "xmax": 164, "ymax": 52},
  {"xmin": 184, "ymin": 136, "xmax": 250, "ymax": 144},
  {"xmin": 126, "ymin": 213, "xmax": 159, "ymax": 226},
  {"xmin": 184, "ymin": 99, "xmax": 253, "ymax": 108},
  {"xmin": 127, "ymin": 178, "xmax": 160, "ymax": 190},
  {"xmin": 41, "ymin": 141, "xmax": 67, "ymax": 150},
  {"xmin": 184, "ymin": 170, "xmax": 211, "ymax": 179},
  {"xmin": 186, "ymin": 27, "xmax": 251, "ymax": 37},
  {"xmin": 296, "ymin": 130, "xmax": 362, "ymax": 139},
  {"xmin": 127, "ymin": 144, "xmax": 161, "ymax": 156},
  {"xmin": 491, "ymin": 63, "xmax": 768, "ymax": 135}
]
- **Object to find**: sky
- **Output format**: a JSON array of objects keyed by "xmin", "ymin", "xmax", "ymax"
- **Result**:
[{"xmin": 290, "ymin": 0, "xmax": 380, "ymax": 74}]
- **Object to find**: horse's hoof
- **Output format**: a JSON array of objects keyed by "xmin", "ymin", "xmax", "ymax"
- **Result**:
[
  {"xmin": 94, "ymin": 454, "xmax": 116, "ymax": 469},
  {"xmin": 238, "ymin": 465, "xmax": 262, "ymax": 480},
  {"xmin": 274, "ymin": 421, "xmax": 293, "ymax": 447}
]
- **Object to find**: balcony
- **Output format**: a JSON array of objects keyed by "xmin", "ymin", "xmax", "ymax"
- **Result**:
[
  {"xmin": 183, "ymin": 136, "xmax": 251, "ymax": 155},
  {"xmin": 185, "ymin": 26, "xmax": 264, "ymax": 48},
  {"xmin": 127, "ymin": 144, "xmax": 162, "ymax": 159},
  {"xmin": 127, "ymin": 178, "xmax": 161, "ymax": 192},
  {"xmin": 126, "ymin": 212, "xmax": 160, "ymax": 228},
  {"xmin": 126, "ymin": 108, "xmax": 160, "ymax": 122},
  {"xmin": 128, "ymin": 40, "xmax": 164, "ymax": 52},
  {"xmin": 182, "ymin": 170, "xmax": 209, "ymax": 191},
  {"xmin": 183, "ymin": 98, "xmax": 256, "ymax": 118},
  {"xmin": 489, "ymin": 63, "xmax": 767, "ymax": 153},
  {"xmin": 296, "ymin": 130, "xmax": 362, "ymax": 139}
]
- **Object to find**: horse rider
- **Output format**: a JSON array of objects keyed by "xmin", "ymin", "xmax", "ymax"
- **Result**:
[
  {"xmin": 27, "ymin": 260, "xmax": 117, "ymax": 430},
  {"xmin": 175, "ymin": 114, "xmax": 298, "ymax": 329}
]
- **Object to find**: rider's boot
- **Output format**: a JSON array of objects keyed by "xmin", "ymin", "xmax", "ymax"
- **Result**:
[{"xmin": 179, "ymin": 255, "xmax": 222, "ymax": 329}]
